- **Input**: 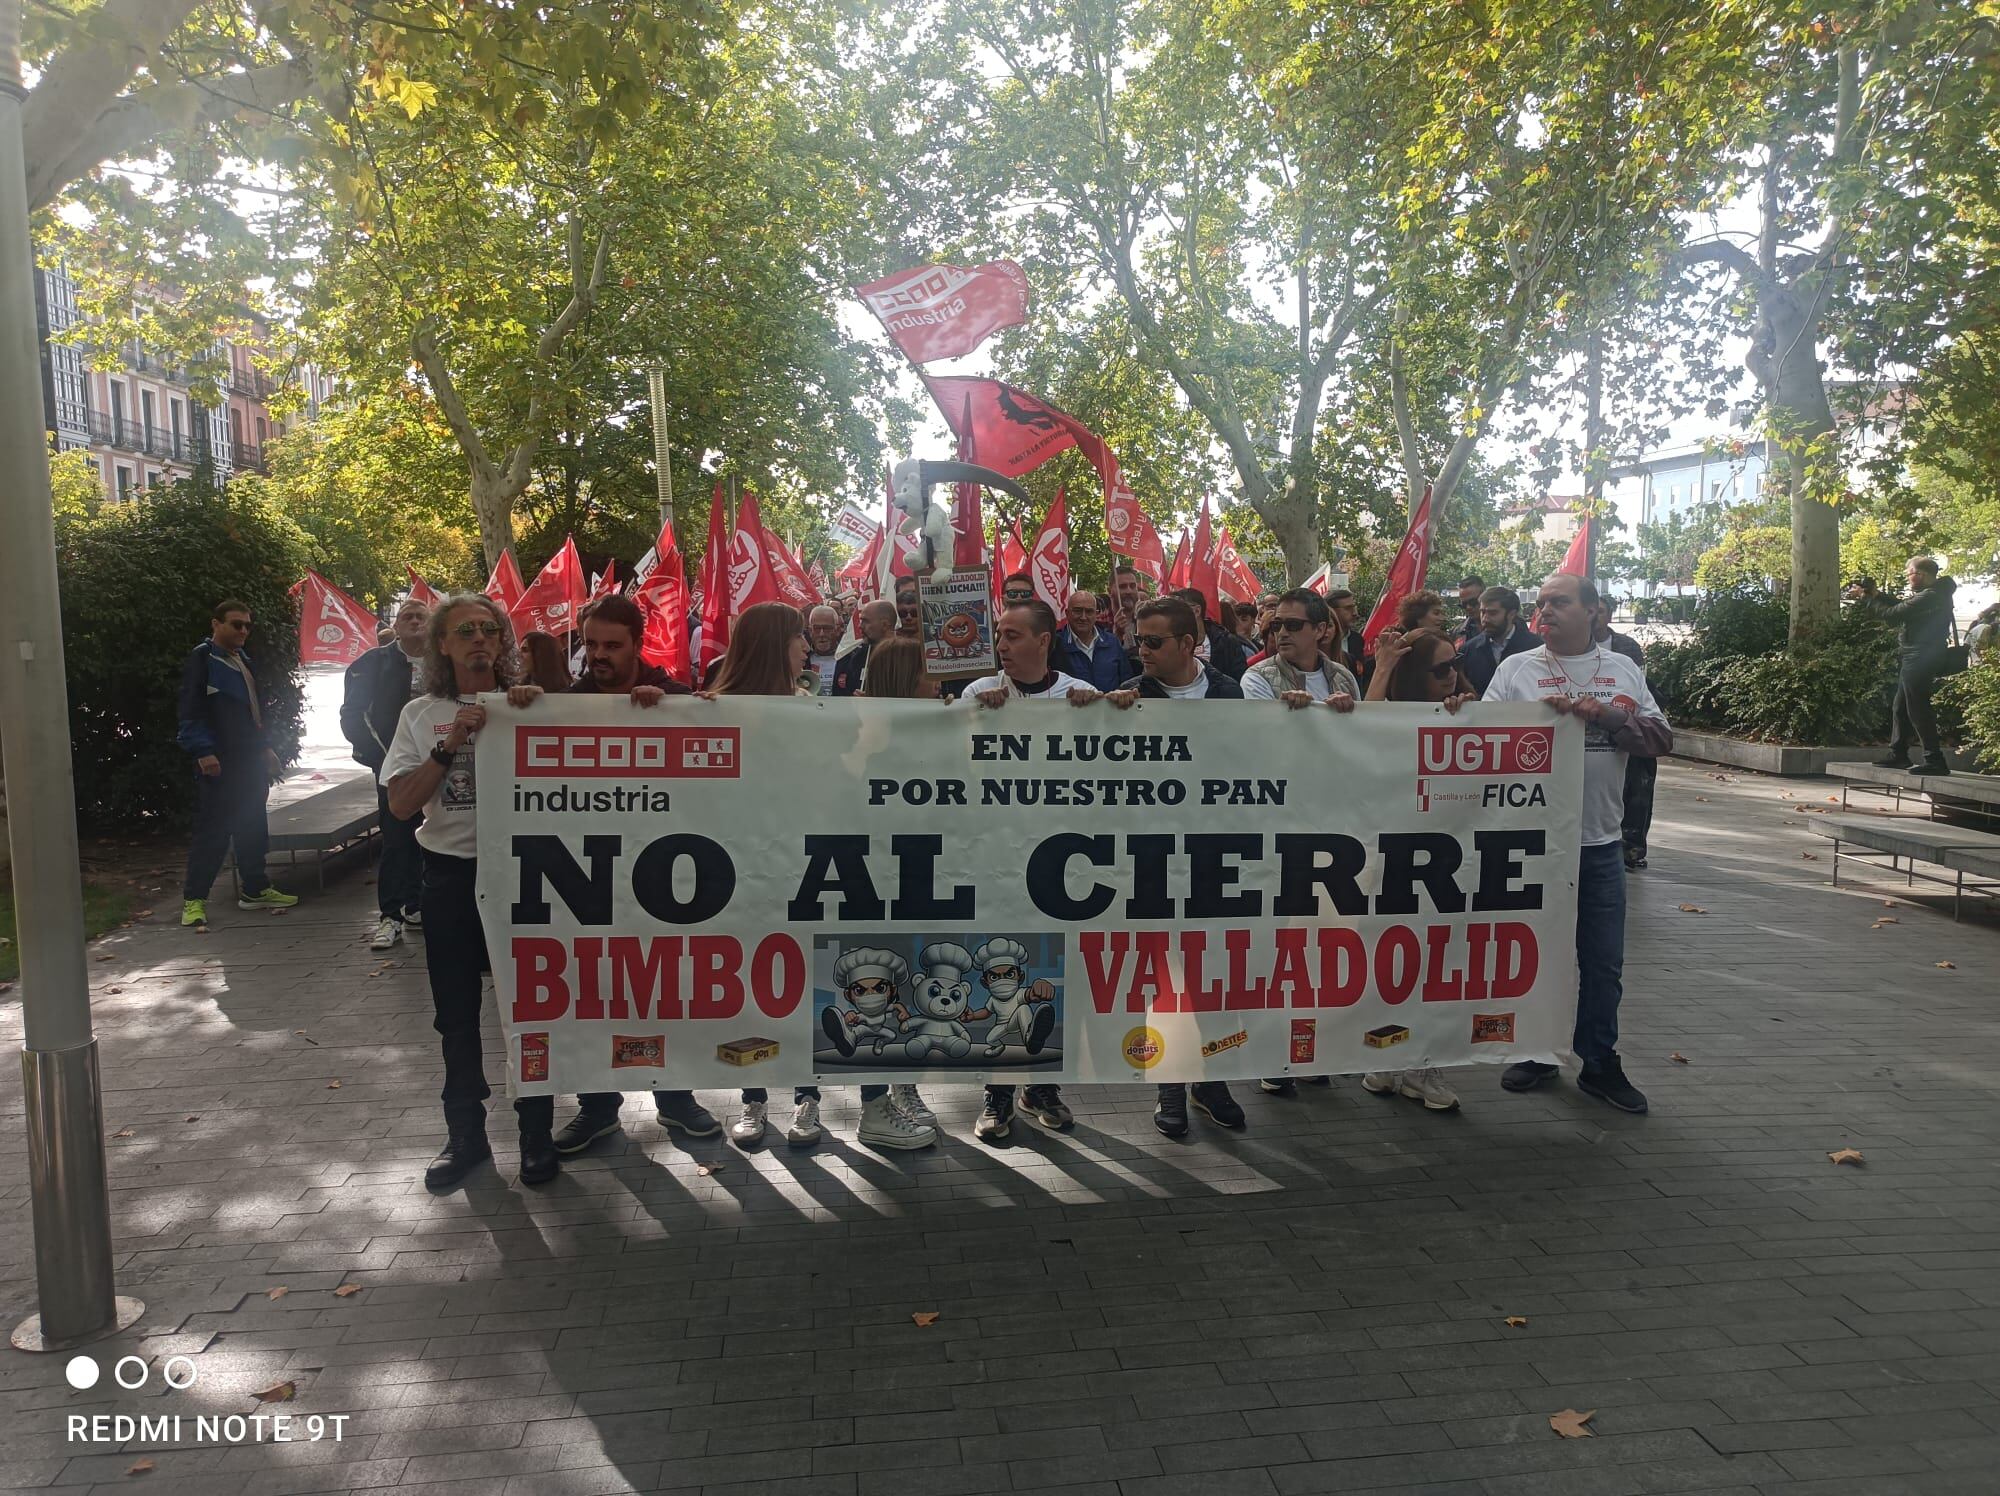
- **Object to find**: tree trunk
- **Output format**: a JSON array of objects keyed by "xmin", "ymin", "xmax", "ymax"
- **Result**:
[
  {"xmin": 1753, "ymin": 285, "xmax": 1840, "ymax": 644},
  {"xmin": 468, "ymin": 467, "xmax": 521, "ymax": 578}
]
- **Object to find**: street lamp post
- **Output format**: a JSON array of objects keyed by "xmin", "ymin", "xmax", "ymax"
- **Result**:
[{"xmin": 0, "ymin": 56, "xmax": 143, "ymax": 1349}]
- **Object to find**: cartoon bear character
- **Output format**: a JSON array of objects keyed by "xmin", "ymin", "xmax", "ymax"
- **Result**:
[
  {"xmin": 972, "ymin": 937, "xmax": 1058, "ymax": 1057},
  {"xmin": 901, "ymin": 941, "xmax": 982, "ymax": 1062},
  {"xmin": 822, "ymin": 946, "xmax": 911, "ymax": 1059}
]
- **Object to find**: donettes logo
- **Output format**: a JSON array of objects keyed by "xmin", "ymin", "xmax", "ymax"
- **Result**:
[
  {"xmin": 1122, "ymin": 1026, "xmax": 1165, "ymax": 1069},
  {"xmin": 516, "ymin": 726, "xmax": 740, "ymax": 778}
]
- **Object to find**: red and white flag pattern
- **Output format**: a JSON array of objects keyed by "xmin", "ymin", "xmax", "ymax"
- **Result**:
[
  {"xmin": 484, "ymin": 551, "xmax": 526, "ymax": 614},
  {"xmin": 1215, "ymin": 524, "xmax": 1263, "ymax": 604},
  {"xmin": 698, "ymin": 486, "xmax": 732, "ymax": 675},
  {"xmin": 629, "ymin": 519, "xmax": 692, "ymax": 684},
  {"xmin": 291, "ymin": 570, "xmax": 377, "ymax": 667},
  {"xmin": 512, "ymin": 536, "xmax": 586, "ymax": 638},
  {"xmin": 1027, "ymin": 487, "xmax": 1072, "ymax": 612},
  {"xmin": 854, "ymin": 260, "xmax": 1031, "ymax": 364},
  {"xmin": 728, "ymin": 491, "xmax": 784, "ymax": 615},
  {"xmin": 405, "ymin": 565, "xmax": 443, "ymax": 608},
  {"xmin": 1361, "ymin": 485, "xmax": 1435, "ymax": 652}
]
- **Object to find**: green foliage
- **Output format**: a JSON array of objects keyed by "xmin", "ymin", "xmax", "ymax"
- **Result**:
[
  {"xmin": 1939, "ymin": 657, "xmax": 2000, "ymax": 774},
  {"xmin": 57, "ymin": 487, "xmax": 313, "ymax": 830},
  {"xmin": 1693, "ymin": 525, "xmax": 1791, "ymax": 594},
  {"xmin": 49, "ymin": 445, "xmax": 105, "ymax": 526}
]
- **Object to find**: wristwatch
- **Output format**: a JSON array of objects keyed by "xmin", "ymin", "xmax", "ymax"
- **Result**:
[{"xmin": 430, "ymin": 744, "xmax": 455, "ymax": 767}]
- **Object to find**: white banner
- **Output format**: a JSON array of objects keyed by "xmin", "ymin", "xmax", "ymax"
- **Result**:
[{"xmin": 475, "ymin": 697, "xmax": 1583, "ymax": 1093}]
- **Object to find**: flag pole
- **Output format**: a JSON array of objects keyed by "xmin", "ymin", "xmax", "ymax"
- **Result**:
[
  {"xmin": 0, "ymin": 51, "xmax": 142, "ymax": 1350},
  {"xmin": 646, "ymin": 368, "xmax": 674, "ymax": 536}
]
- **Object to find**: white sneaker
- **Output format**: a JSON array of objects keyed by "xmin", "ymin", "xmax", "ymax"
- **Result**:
[
  {"xmin": 859, "ymin": 1093, "xmax": 936, "ymax": 1150},
  {"xmin": 1397, "ymin": 1067, "xmax": 1460, "ymax": 1111},
  {"xmin": 369, "ymin": 916, "xmax": 402, "ymax": 951},
  {"xmin": 1362, "ymin": 1070, "xmax": 1402, "ymax": 1096},
  {"xmin": 787, "ymin": 1097, "xmax": 824, "ymax": 1147},
  {"xmin": 402, "ymin": 908, "xmax": 422, "ymax": 929},
  {"xmin": 890, "ymin": 1084, "xmax": 937, "ymax": 1129},
  {"xmin": 730, "ymin": 1100, "xmax": 767, "ymax": 1145}
]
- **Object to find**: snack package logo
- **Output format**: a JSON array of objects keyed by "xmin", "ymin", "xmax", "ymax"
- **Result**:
[
  {"xmin": 1470, "ymin": 1011, "xmax": 1517, "ymax": 1044},
  {"xmin": 1289, "ymin": 1019, "xmax": 1317, "ymax": 1064},
  {"xmin": 520, "ymin": 1032, "xmax": 549, "ymax": 1082},
  {"xmin": 1200, "ymin": 1030, "xmax": 1249, "ymax": 1058},
  {"xmin": 1417, "ymin": 726, "xmax": 1555, "ymax": 777},
  {"xmin": 718, "ymin": 1036, "xmax": 781, "ymax": 1067},
  {"xmin": 517, "ymin": 726, "xmax": 741, "ymax": 779},
  {"xmin": 1365, "ymin": 1024, "xmax": 1411, "ymax": 1050},
  {"xmin": 611, "ymin": 1034, "xmax": 666, "ymax": 1068},
  {"xmin": 1122, "ymin": 1026, "xmax": 1165, "ymax": 1069}
]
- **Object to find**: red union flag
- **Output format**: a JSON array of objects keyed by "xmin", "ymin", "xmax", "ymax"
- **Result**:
[
  {"xmin": 405, "ymin": 565, "xmax": 443, "ymax": 608},
  {"xmin": 1189, "ymin": 503, "xmax": 1220, "ymax": 622},
  {"xmin": 485, "ymin": 550, "xmax": 526, "ymax": 614},
  {"xmin": 1166, "ymin": 528, "xmax": 1191, "ymax": 590},
  {"xmin": 1215, "ymin": 524, "xmax": 1262, "ymax": 604},
  {"xmin": 729, "ymin": 492, "xmax": 784, "ymax": 614},
  {"xmin": 1102, "ymin": 466, "xmax": 1166, "ymax": 582},
  {"xmin": 1028, "ymin": 487, "xmax": 1072, "ymax": 610},
  {"xmin": 1559, "ymin": 512, "xmax": 1592, "ymax": 580},
  {"xmin": 588, "ymin": 562, "xmax": 618, "ymax": 603},
  {"xmin": 760, "ymin": 520, "xmax": 819, "ymax": 611},
  {"xmin": 1361, "ymin": 485, "xmax": 1435, "ymax": 653},
  {"xmin": 512, "ymin": 535, "xmax": 585, "ymax": 638},
  {"xmin": 629, "ymin": 519, "xmax": 691, "ymax": 683},
  {"xmin": 290, "ymin": 570, "xmax": 376, "ymax": 667},
  {"xmin": 855, "ymin": 260, "xmax": 1030, "ymax": 364},
  {"xmin": 698, "ymin": 484, "xmax": 731, "ymax": 674}
]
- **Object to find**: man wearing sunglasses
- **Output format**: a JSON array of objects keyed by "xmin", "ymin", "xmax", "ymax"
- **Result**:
[
  {"xmin": 1241, "ymin": 588, "xmax": 1360, "ymax": 703},
  {"xmin": 1483, "ymin": 571, "xmax": 1670, "ymax": 1116},
  {"xmin": 177, "ymin": 599, "xmax": 299, "ymax": 928}
]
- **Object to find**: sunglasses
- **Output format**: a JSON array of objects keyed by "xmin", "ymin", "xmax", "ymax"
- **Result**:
[
  {"xmin": 1135, "ymin": 632, "xmax": 1177, "ymax": 650},
  {"xmin": 1426, "ymin": 659, "xmax": 1459, "ymax": 680},
  {"xmin": 1270, "ymin": 616, "xmax": 1312, "ymax": 633},
  {"xmin": 1003, "ymin": 591, "xmax": 1035, "ymax": 604},
  {"xmin": 451, "ymin": 621, "xmax": 504, "ymax": 639}
]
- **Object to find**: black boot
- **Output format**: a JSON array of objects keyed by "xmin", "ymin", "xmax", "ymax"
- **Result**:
[
  {"xmin": 424, "ymin": 1130, "xmax": 491, "ymax": 1190},
  {"xmin": 519, "ymin": 1129, "xmax": 560, "ymax": 1185}
]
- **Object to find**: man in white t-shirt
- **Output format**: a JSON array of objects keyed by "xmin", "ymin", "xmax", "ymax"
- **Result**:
[
  {"xmin": 961, "ymin": 598, "xmax": 1099, "ymax": 1142},
  {"xmin": 1483, "ymin": 571, "xmax": 1671, "ymax": 1115},
  {"xmin": 1241, "ymin": 589, "xmax": 1360, "ymax": 703},
  {"xmin": 381, "ymin": 593, "xmax": 559, "ymax": 1191}
]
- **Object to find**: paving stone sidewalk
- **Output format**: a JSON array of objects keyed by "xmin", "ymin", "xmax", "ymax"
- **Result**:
[{"xmin": 2, "ymin": 760, "xmax": 1998, "ymax": 1496}]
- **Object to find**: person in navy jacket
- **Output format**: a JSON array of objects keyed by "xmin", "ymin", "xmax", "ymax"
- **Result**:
[{"xmin": 1058, "ymin": 589, "xmax": 1132, "ymax": 690}]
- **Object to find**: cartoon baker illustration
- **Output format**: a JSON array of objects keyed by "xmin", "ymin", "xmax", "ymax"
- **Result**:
[
  {"xmin": 821, "ymin": 945, "xmax": 911, "ymax": 1059},
  {"xmin": 972, "ymin": 937, "xmax": 1058, "ymax": 1057}
]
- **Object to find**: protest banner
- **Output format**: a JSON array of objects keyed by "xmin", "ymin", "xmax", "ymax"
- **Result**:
[
  {"xmin": 918, "ymin": 567, "xmax": 995, "ymax": 678},
  {"xmin": 476, "ymin": 696, "xmax": 1582, "ymax": 1092}
]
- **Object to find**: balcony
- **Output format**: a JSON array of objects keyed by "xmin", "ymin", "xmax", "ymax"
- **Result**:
[
  {"xmin": 88, "ymin": 413, "xmax": 143, "ymax": 452},
  {"xmin": 228, "ymin": 367, "xmax": 277, "ymax": 402},
  {"xmin": 233, "ymin": 443, "xmax": 267, "ymax": 474}
]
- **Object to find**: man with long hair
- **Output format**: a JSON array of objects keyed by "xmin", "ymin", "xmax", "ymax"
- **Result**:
[{"xmin": 382, "ymin": 593, "xmax": 559, "ymax": 1189}]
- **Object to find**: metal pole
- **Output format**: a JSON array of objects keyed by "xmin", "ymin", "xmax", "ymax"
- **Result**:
[
  {"xmin": 0, "ymin": 64, "xmax": 143, "ymax": 1349},
  {"xmin": 646, "ymin": 367, "xmax": 673, "ymax": 535}
]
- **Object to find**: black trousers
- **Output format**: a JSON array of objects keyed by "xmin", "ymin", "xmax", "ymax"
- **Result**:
[
  {"xmin": 1890, "ymin": 653, "xmax": 1946, "ymax": 760},
  {"xmin": 183, "ymin": 763, "xmax": 270, "ymax": 901},
  {"xmin": 422, "ymin": 851, "xmax": 553, "ymax": 1138},
  {"xmin": 376, "ymin": 785, "xmax": 423, "ymax": 920},
  {"xmin": 1622, "ymin": 755, "xmax": 1657, "ymax": 858}
]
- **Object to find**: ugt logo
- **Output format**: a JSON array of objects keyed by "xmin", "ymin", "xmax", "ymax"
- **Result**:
[{"xmin": 1417, "ymin": 726, "xmax": 1555, "ymax": 777}]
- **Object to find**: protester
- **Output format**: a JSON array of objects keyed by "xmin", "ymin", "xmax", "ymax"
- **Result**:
[
  {"xmin": 1969, "ymin": 601, "xmax": 2000, "ymax": 667},
  {"xmin": 340, "ymin": 596, "xmax": 429, "ymax": 949},
  {"xmin": 1243, "ymin": 588, "xmax": 1360, "ymax": 702},
  {"xmin": 1486, "ymin": 572, "xmax": 1670, "ymax": 1115},
  {"xmin": 1455, "ymin": 585, "xmax": 1537, "ymax": 695},
  {"xmin": 500, "ymin": 596, "xmax": 721, "ymax": 1154},
  {"xmin": 962, "ymin": 598, "xmax": 1097, "ymax": 1142},
  {"xmin": 177, "ymin": 599, "xmax": 298, "ymax": 929},
  {"xmin": 382, "ymin": 593, "xmax": 556, "ymax": 1188},
  {"xmin": 1060, "ymin": 588, "xmax": 1131, "ymax": 690},
  {"xmin": 1398, "ymin": 588, "xmax": 1450, "ymax": 635},
  {"xmin": 858, "ymin": 633, "xmax": 929, "ymax": 701},
  {"xmin": 894, "ymin": 576, "xmax": 923, "ymax": 640},
  {"xmin": 1111, "ymin": 562, "xmax": 1147, "ymax": 649},
  {"xmin": 1231, "ymin": 600, "xmax": 1261, "ymax": 645},
  {"xmin": 520, "ymin": 629, "xmax": 573, "ymax": 692},
  {"xmin": 805, "ymin": 604, "xmax": 843, "ymax": 694},
  {"xmin": 1454, "ymin": 575, "xmax": 1486, "ymax": 642},
  {"xmin": 1848, "ymin": 558, "xmax": 1959, "ymax": 775},
  {"xmin": 833, "ymin": 590, "xmax": 859, "ymax": 632},
  {"xmin": 1327, "ymin": 587, "xmax": 1369, "ymax": 687},
  {"xmin": 1172, "ymin": 586, "xmax": 1250, "ymax": 680},
  {"xmin": 1590, "ymin": 598, "xmax": 1656, "ymax": 869},
  {"xmin": 833, "ymin": 598, "xmax": 897, "ymax": 695},
  {"xmin": 705, "ymin": 602, "xmax": 827, "ymax": 1146},
  {"xmin": 999, "ymin": 571, "xmax": 1037, "ymax": 609}
]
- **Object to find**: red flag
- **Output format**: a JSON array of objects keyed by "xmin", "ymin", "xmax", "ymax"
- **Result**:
[
  {"xmin": 630, "ymin": 520, "xmax": 691, "ymax": 683},
  {"xmin": 760, "ymin": 519, "xmax": 820, "ymax": 611},
  {"xmin": 1189, "ymin": 503, "xmax": 1220, "ymax": 622},
  {"xmin": 589, "ymin": 562, "xmax": 619, "ymax": 603},
  {"xmin": 1027, "ymin": 487, "xmax": 1072, "ymax": 611},
  {"xmin": 512, "ymin": 536, "xmax": 585, "ymax": 638},
  {"xmin": 484, "ymin": 551, "xmax": 525, "ymax": 614},
  {"xmin": 922, "ymin": 375, "xmax": 1162, "ymax": 578},
  {"xmin": 405, "ymin": 565, "xmax": 443, "ymax": 608},
  {"xmin": 291, "ymin": 570, "xmax": 377, "ymax": 667},
  {"xmin": 854, "ymin": 260, "xmax": 1030, "ymax": 364},
  {"xmin": 1559, "ymin": 512, "xmax": 1593, "ymax": 579},
  {"xmin": 698, "ymin": 485, "xmax": 731, "ymax": 674},
  {"xmin": 809, "ymin": 559, "xmax": 830, "ymax": 597},
  {"xmin": 1361, "ymin": 485, "xmax": 1435, "ymax": 652},
  {"xmin": 952, "ymin": 394, "xmax": 985, "ymax": 569},
  {"xmin": 1166, "ymin": 529, "xmax": 1192, "ymax": 591},
  {"xmin": 876, "ymin": 462, "xmax": 915, "ymax": 596},
  {"xmin": 1215, "ymin": 524, "xmax": 1262, "ymax": 604},
  {"xmin": 840, "ymin": 526, "xmax": 884, "ymax": 597},
  {"xmin": 991, "ymin": 518, "xmax": 1029, "ymax": 609},
  {"xmin": 729, "ymin": 491, "xmax": 784, "ymax": 614}
]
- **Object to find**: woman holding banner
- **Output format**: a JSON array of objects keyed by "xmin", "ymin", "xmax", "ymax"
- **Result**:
[{"xmin": 705, "ymin": 603, "xmax": 832, "ymax": 1148}]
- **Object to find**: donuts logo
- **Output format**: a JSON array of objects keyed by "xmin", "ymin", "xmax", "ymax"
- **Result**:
[{"xmin": 1121, "ymin": 1026, "xmax": 1165, "ymax": 1069}]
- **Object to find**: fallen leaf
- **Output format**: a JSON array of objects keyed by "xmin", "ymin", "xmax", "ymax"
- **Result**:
[
  {"xmin": 1504, "ymin": 1316, "xmax": 1528, "ymax": 1327},
  {"xmin": 1827, "ymin": 795, "xmax": 1840, "ymax": 802},
  {"xmin": 1882, "ymin": 900, "xmax": 1896, "ymax": 907},
  {"xmin": 1828, "ymin": 1148, "xmax": 1864, "ymax": 1165},
  {"xmin": 267, "ymin": 1286, "xmax": 289, "ymax": 1300},
  {"xmin": 326, "ymin": 1080, "xmax": 342, "ymax": 1090},
  {"xmin": 183, "ymin": 1115, "xmax": 199, "ymax": 1123},
  {"xmin": 95, "ymin": 953, "xmax": 114, "ymax": 962},
  {"xmin": 113, "ymin": 1128, "xmax": 134, "ymax": 1139},
  {"xmin": 127, "ymin": 1457, "xmax": 155, "ymax": 1475},
  {"xmin": 696, "ymin": 1162, "xmax": 724, "ymax": 1176},
  {"xmin": 1694, "ymin": 795, "xmax": 1709, "ymax": 802},
  {"xmin": 1677, "ymin": 904, "xmax": 1707, "ymax": 914},
  {"xmin": 132, "ymin": 908, "xmax": 154, "ymax": 919},
  {"xmin": 1549, "ymin": 1408, "xmax": 1595, "ymax": 1439},
  {"xmin": 106, "ymin": 986, "xmax": 123, "ymax": 994},
  {"xmin": 251, "ymin": 1381, "xmax": 296, "ymax": 1403},
  {"xmin": 911, "ymin": 1311, "xmax": 941, "ymax": 1327},
  {"xmin": 1670, "ymin": 1052, "xmax": 1690, "ymax": 1064},
  {"xmin": 1800, "ymin": 852, "xmax": 1818, "ymax": 860},
  {"xmin": 1935, "ymin": 960, "xmax": 1956, "ymax": 969},
  {"xmin": 1872, "ymin": 917, "xmax": 1898, "ymax": 927},
  {"xmin": 268, "ymin": 907, "xmax": 290, "ymax": 917},
  {"xmin": 333, "ymin": 1284, "xmax": 362, "ymax": 1298}
]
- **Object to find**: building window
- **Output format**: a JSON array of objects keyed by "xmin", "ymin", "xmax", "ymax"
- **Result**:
[
  {"xmin": 109, "ymin": 380, "xmax": 126, "ymax": 443},
  {"xmin": 142, "ymin": 388, "xmax": 157, "ymax": 449},
  {"xmin": 170, "ymin": 397, "xmax": 184, "ymax": 458},
  {"xmin": 115, "ymin": 464, "xmax": 133, "ymax": 498},
  {"xmin": 256, "ymin": 415, "xmax": 267, "ymax": 445}
]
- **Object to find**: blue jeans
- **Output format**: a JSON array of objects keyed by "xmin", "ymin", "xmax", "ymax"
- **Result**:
[{"xmin": 1574, "ymin": 842, "xmax": 1626, "ymax": 1065}]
